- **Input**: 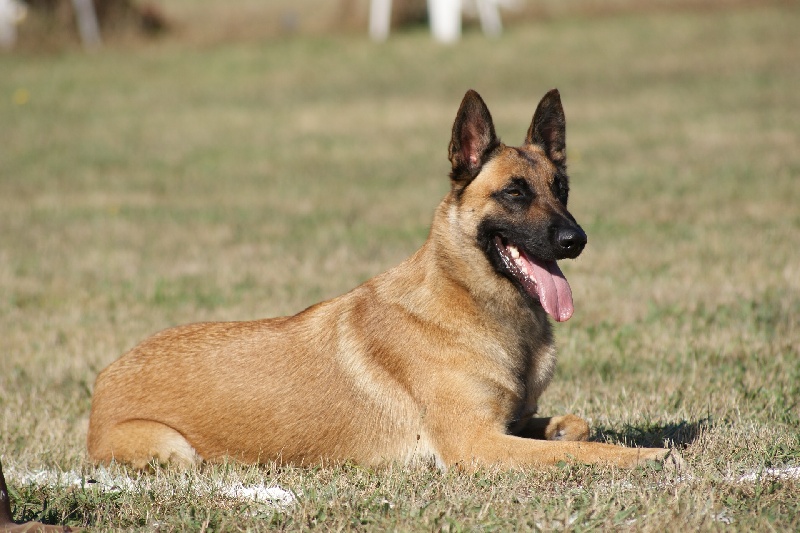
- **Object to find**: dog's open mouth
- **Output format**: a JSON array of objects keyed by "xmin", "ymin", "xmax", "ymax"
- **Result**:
[{"xmin": 493, "ymin": 236, "xmax": 574, "ymax": 322}]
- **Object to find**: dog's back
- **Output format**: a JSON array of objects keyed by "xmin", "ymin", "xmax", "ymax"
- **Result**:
[
  {"xmin": 88, "ymin": 278, "xmax": 429, "ymax": 467},
  {"xmin": 88, "ymin": 236, "xmax": 484, "ymax": 467}
]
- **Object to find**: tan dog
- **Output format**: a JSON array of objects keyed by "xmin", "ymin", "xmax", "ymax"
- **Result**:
[{"xmin": 88, "ymin": 90, "xmax": 677, "ymax": 470}]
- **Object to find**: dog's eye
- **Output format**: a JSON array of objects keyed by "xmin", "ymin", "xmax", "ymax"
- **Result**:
[{"xmin": 495, "ymin": 178, "xmax": 533, "ymax": 205}]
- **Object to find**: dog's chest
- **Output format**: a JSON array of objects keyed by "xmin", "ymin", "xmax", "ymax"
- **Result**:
[{"xmin": 500, "ymin": 319, "xmax": 558, "ymax": 424}]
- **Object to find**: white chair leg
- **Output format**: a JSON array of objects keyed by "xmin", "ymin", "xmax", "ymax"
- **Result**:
[
  {"xmin": 72, "ymin": 0, "xmax": 102, "ymax": 48},
  {"xmin": 428, "ymin": 0, "xmax": 462, "ymax": 43},
  {"xmin": 476, "ymin": 0, "xmax": 502, "ymax": 37},
  {"xmin": 369, "ymin": 0, "xmax": 392, "ymax": 41}
]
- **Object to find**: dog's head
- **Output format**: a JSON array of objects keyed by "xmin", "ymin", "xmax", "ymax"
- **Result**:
[{"xmin": 446, "ymin": 89, "xmax": 586, "ymax": 322}]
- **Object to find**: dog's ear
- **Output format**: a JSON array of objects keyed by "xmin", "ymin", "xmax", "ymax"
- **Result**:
[
  {"xmin": 526, "ymin": 89, "xmax": 566, "ymax": 169},
  {"xmin": 448, "ymin": 90, "xmax": 499, "ymax": 187}
]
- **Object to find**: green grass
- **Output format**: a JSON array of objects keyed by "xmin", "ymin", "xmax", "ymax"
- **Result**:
[{"xmin": 1, "ymin": 3, "xmax": 799, "ymax": 530}]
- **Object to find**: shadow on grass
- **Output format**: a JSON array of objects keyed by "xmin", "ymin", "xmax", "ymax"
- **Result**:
[{"xmin": 592, "ymin": 418, "xmax": 711, "ymax": 449}]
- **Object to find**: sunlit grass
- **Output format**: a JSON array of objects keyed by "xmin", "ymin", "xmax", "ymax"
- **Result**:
[{"xmin": 1, "ymin": 4, "xmax": 798, "ymax": 530}]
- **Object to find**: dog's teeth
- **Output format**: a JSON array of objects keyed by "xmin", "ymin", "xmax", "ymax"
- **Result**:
[
  {"xmin": 509, "ymin": 246, "xmax": 520, "ymax": 259},
  {"xmin": 514, "ymin": 256, "xmax": 529, "ymax": 276}
]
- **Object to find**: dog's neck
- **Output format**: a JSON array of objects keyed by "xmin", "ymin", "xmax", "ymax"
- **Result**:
[{"xmin": 386, "ymin": 200, "xmax": 552, "ymax": 347}]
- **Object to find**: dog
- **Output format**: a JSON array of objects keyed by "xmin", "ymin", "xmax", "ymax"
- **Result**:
[{"xmin": 87, "ymin": 89, "xmax": 678, "ymax": 470}]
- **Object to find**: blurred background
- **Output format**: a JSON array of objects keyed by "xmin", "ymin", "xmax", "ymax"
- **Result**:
[
  {"xmin": 1, "ymin": 0, "xmax": 799, "ymax": 529},
  {"xmin": 2, "ymin": 0, "xmax": 785, "ymax": 48},
  {"xmin": 1, "ymin": 0, "xmax": 797, "ymax": 404},
  {"xmin": 1, "ymin": 0, "xmax": 796, "ymax": 378}
]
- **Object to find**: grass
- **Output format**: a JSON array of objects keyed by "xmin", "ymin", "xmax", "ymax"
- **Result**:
[{"xmin": 1, "ymin": 2, "xmax": 799, "ymax": 530}]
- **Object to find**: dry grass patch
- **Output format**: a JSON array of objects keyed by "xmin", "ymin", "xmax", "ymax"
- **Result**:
[{"xmin": 1, "ymin": 4, "xmax": 798, "ymax": 530}]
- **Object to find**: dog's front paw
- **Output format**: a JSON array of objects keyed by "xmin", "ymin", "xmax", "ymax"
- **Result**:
[
  {"xmin": 544, "ymin": 414, "xmax": 590, "ymax": 441},
  {"xmin": 634, "ymin": 447, "xmax": 687, "ymax": 473}
]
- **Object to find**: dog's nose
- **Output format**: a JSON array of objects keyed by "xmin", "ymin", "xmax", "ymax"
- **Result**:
[{"xmin": 555, "ymin": 226, "xmax": 587, "ymax": 258}]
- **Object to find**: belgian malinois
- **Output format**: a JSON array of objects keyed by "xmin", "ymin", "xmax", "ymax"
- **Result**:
[{"xmin": 88, "ymin": 90, "xmax": 678, "ymax": 470}]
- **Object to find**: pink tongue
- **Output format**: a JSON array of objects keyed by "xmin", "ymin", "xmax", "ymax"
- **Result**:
[{"xmin": 529, "ymin": 259, "xmax": 574, "ymax": 322}]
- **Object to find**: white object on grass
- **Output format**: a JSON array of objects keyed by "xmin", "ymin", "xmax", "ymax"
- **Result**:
[
  {"xmin": 369, "ymin": 0, "xmax": 507, "ymax": 43},
  {"xmin": 737, "ymin": 466, "xmax": 800, "ymax": 483},
  {"xmin": 218, "ymin": 483, "xmax": 296, "ymax": 507},
  {"xmin": 0, "ymin": 0, "xmax": 26, "ymax": 49},
  {"xmin": 71, "ymin": 0, "xmax": 102, "ymax": 49},
  {"xmin": 5, "ymin": 466, "xmax": 297, "ymax": 509}
]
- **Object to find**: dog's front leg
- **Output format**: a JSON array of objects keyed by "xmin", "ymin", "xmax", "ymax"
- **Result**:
[
  {"xmin": 443, "ymin": 431, "xmax": 679, "ymax": 470},
  {"xmin": 511, "ymin": 414, "xmax": 590, "ymax": 441}
]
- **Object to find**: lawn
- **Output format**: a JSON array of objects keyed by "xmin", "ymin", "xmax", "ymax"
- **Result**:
[{"xmin": 1, "ymin": 2, "xmax": 798, "ymax": 530}]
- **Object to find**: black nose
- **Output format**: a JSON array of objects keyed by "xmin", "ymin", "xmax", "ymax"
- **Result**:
[{"xmin": 555, "ymin": 225, "xmax": 587, "ymax": 258}]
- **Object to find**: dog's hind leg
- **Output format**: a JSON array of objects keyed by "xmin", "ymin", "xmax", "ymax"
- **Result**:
[{"xmin": 88, "ymin": 419, "xmax": 200, "ymax": 469}]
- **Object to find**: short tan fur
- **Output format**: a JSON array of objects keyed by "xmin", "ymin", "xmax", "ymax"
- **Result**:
[{"xmin": 88, "ymin": 90, "xmax": 678, "ymax": 470}]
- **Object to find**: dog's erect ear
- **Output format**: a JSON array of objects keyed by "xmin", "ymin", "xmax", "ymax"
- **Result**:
[
  {"xmin": 449, "ymin": 90, "xmax": 499, "ymax": 187},
  {"xmin": 526, "ymin": 89, "xmax": 566, "ymax": 169}
]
